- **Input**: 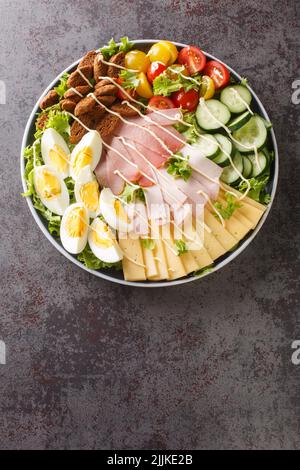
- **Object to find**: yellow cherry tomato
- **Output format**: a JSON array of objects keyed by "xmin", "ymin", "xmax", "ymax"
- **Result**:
[
  {"xmin": 147, "ymin": 42, "xmax": 171, "ymax": 65},
  {"xmin": 136, "ymin": 72, "xmax": 153, "ymax": 99},
  {"xmin": 161, "ymin": 41, "xmax": 178, "ymax": 65},
  {"xmin": 125, "ymin": 50, "xmax": 150, "ymax": 73},
  {"xmin": 200, "ymin": 75, "xmax": 215, "ymax": 100}
]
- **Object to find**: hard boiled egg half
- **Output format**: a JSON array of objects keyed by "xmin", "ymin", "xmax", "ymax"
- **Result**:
[
  {"xmin": 34, "ymin": 165, "xmax": 69, "ymax": 215},
  {"xmin": 70, "ymin": 130, "xmax": 102, "ymax": 180},
  {"xmin": 41, "ymin": 128, "xmax": 70, "ymax": 179},
  {"xmin": 89, "ymin": 218, "xmax": 123, "ymax": 263},
  {"xmin": 60, "ymin": 203, "xmax": 89, "ymax": 254},
  {"xmin": 74, "ymin": 165, "xmax": 101, "ymax": 218},
  {"xmin": 100, "ymin": 188, "xmax": 132, "ymax": 233}
]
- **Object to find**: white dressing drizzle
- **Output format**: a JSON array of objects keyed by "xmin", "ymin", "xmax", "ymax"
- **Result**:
[
  {"xmin": 69, "ymin": 87, "xmax": 84, "ymax": 98},
  {"xmin": 230, "ymin": 88, "xmax": 254, "ymax": 115},
  {"xmin": 98, "ymin": 57, "xmax": 139, "ymax": 73},
  {"xmin": 77, "ymin": 68, "xmax": 94, "ymax": 88},
  {"xmin": 197, "ymin": 189, "xmax": 225, "ymax": 227}
]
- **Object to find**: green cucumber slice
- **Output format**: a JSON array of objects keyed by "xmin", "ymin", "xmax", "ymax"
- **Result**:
[
  {"xmin": 242, "ymin": 156, "xmax": 252, "ymax": 178},
  {"xmin": 220, "ymin": 85, "xmax": 252, "ymax": 113},
  {"xmin": 213, "ymin": 134, "xmax": 232, "ymax": 166},
  {"xmin": 228, "ymin": 111, "xmax": 252, "ymax": 131},
  {"xmin": 194, "ymin": 134, "xmax": 220, "ymax": 158},
  {"xmin": 247, "ymin": 152, "xmax": 268, "ymax": 177},
  {"xmin": 221, "ymin": 152, "xmax": 244, "ymax": 185},
  {"xmin": 232, "ymin": 115, "xmax": 267, "ymax": 153},
  {"xmin": 196, "ymin": 99, "xmax": 231, "ymax": 131}
]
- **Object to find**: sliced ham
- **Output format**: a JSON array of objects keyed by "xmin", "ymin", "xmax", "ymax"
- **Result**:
[
  {"xmin": 144, "ymin": 184, "xmax": 169, "ymax": 226},
  {"xmin": 135, "ymin": 142, "xmax": 167, "ymax": 168},
  {"xmin": 127, "ymin": 108, "xmax": 182, "ymax": 127},
  {"xmin": 153, "ymin": 169, "xmax": 187, "ymax": 208},
  {"xmin": 156, "ymin": 168, "xmax": 207, "ymax": 206},
  {"xmin": 180, "ymin": 144, "xmax": 223, "ymax": 182},
  {"xmin": 104, "ymin": 137, "xmax": 141, "ymax": 194},
  {"xmin": 147, "ymin": 124, "xmax": 185, "ymax": 153},
  {"xmin": 191, "ymin": 170, "xmax": 220, "ymax": 200}
]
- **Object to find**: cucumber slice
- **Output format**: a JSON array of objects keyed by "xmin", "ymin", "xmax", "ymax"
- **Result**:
[
  {"xmin": 228, "ymin": 111, "xmax": 252, "ymax": 131},
  {"xmin": 213, "ymin": 134, "xmax": 232, "ymax": 166},
  {"xmin": 220, "ymin": 152, "xmax": 243, "ymax": 185},
  {"xmin": 232, "ymin": 115, "xmax": 267, "ymax": 153},
  {"xmin": 220, "ymin": 85, "xmax": 252, "ymax": 113},
  {"xmin": 194, "ymin": 134, "xmax": 220, "ymax": 158},
  {"xmin": 242, "ymin": 156, "xmax": 252, "ymax": 178},
  {"xmin": 196, "ymin": 99, "xmax": 231, "ymax": 131},
  {"xmin": 247, "ymin": 152, "xmax": 268, "ymax": 177}
]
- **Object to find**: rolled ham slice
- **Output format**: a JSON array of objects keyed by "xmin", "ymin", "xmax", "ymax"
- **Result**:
[
  {"xmin": 180, "ymin": 144, "xmax": 223, "ymax": 182},
  {"xmin": 144, "ymin": 183, "xmax": 169, "ymax": 226},
  {"xmin": 128, "ymin": 108, "xmax": 183, "ymax": 127}
]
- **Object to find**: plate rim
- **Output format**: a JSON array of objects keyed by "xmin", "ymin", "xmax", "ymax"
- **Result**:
[{"xmin": 20, "ymin": 39, "xmax": 279, "ymax": 287}]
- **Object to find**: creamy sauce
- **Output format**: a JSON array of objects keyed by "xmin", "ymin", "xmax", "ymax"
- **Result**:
[
  {"xmin": 77, "ymin": 68, "xmax": 94, "ymax": 88},
  {"xmin": 197, "ymin": 189, "xmax": 225, "ymax": 227},
  {"xmin": 69, "ymin": 87, "xmax": 84, "ymax": 98},
  {"xmin": 98, "ymin": 57, "xmax": 139, "ymax": 73}
]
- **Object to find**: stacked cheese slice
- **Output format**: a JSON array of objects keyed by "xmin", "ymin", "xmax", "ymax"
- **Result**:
[{"xmin": 119, "ymin": 185, "xmax": 266, "ymax": 282}]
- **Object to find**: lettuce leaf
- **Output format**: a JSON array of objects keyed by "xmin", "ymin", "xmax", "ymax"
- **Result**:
[
  {"xmin": 77, "ymin": 244, "xmax": 122, "ymax": 270},
  {"xmin": 238, "ymin": 174, "xmax": 271, "ymax": 204},
  {"xmin": 153, "ymin": 66, "xmax": 201, "ymax": 96},
  {"xmin": 141, "ymin": 238, "xmax": 156, "ymax": 250},
  {"xmin": 173, "ymin": 111, "xmax": 201, "ymax": 144},
  {"xmin": 34, "ymin": 105, "xmax": 71, "ymax": 142},
  {"xmin": 100, "ymin": 36, "xmax": 133, "ymax": 60},
  {"xmin": 54, "ymin": 72, "xmax": 70, "ymax": 98},
  {"xmin": 167, "ymin": 153, "xmax": 192, "ymax": 181}
]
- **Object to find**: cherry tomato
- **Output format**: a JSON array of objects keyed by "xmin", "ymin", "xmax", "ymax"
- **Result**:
[
  {"xmin": 136, "ymin": 72, "xmax": 153, "ymax": 99},
  {"xmin": 116, "ymin": 77, "xmax": 137, "ymax": 101},
  {"xmin": 147, "ymin": 61, "xmax": 167, "ymax": 83},
  {"xmin": 160, "ymin": 41, "xmax": 178, "ymax": 64},
  {"xmin": 203, "ymin": 60, "xmax": 230, "ymax": 89},
  {"xmin": 125, "ymin": 50, "xmax": 150, "ymax": 73},
  {"xmin": 147, "ymin": 96, "xmax": 175, "ymax": 112},
  {"xmin": 199, "ymin": 75, "xmax": 215, "ymax": 100},
  {"xmin": 171, "ymin": 88, "xmax": 199, "ymax": 112},
  {"xmin": 147, "ymin": 42, "xmax": 171, "ymax": 65},
  {"xmin": 178, "ymin": 46, "xmax": 206, "ymax": 75}
]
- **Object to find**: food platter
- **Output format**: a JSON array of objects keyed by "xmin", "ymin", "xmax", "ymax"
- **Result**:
[{"xmin": 20, "ymin": 39, "xmax": 278, "ymax": 287}]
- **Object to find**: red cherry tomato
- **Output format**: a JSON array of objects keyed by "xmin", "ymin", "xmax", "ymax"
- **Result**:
[
  {"xmin": 147, "ymin": 96, "xmax": 175, "ymax": 112},
  {"xmin": 147, "ymin": 61, "xmax": 167, "ymax": 84},
  {"xmin": 116, "ymin": 77, "xmax": 137, "ymax": 101},
  {"xmin": 178, "ymin": 46, "xmax": 206, "ymax": 75},
  {"xmin": 203, "ymin": 60, "xmax": 230, "ymax": 89},
  {"xmin": 171, "ymin": 88, "xmax": 199, "ymax": 112}
]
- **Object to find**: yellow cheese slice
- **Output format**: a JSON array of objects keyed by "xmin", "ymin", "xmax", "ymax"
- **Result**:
[
  {"xmin": 204, "ymin": 209, "xmax": 237, "ymax": 250},
  {"xmin": 150, "ymin": 222, "xmax": 169, "ymax": 280},
  {"xmin": 141, "ymin": 240, "xmax": 158, "ymax": 279},
  {"xmin": 180, "ymin": 250, "xmax": 199, "ymax": 274},
  {"xmin": 190, "ymin": 246, "xmax": 213, "ymax": 270},
  {"xmin": 219, "ymin": 191, "xmax": 265, "ymax": 229},
  {"xmin": 221, "ymin": 183, "xmax": 267, "ymax": 211},
  {"xmin": 161, "ymin": 224, "xmax": 187, "ymax": 280},
  {"xmin": 203, "ymin": 228, "xmax": 227, "ymax": 260},
  {"xmin": 119, "ymin": 235, "xmax": 146, "ymax": 281},
  {"xmin": 223, "ymin": 214, "xmax": 251, "ymax": 240},
  {"xmin": 217, "ymin": 195, "xmax": 253, "ymax": 230}
]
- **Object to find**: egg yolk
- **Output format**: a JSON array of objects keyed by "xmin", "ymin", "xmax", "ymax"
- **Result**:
[
  {"xmin": 92, "ymin": 223, "xmax": 113, "ymax": 248},
  {"xmin": 36, "ymin": 170, "xmax": 61, "ymax": 200},
  {"xmin": 65, "ymin": 207, "xmax": 87, "ymax": 238},
  {"xmin": 114, "ymin": 200, "xmax": 129, "ymax": 222},
  {"xmin": 49, "ymin": 144, "xmax": 69, "ymax": 174},
  {"xmin": 73, "ymin": 147, "xmax": 93, "ymax": 176},
  {"xmin": 79, "ymin": 181, "xmax": 99, "ymax": 212}
]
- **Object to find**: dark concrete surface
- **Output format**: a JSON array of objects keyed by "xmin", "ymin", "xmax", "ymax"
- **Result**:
[{"xmin": 0, "ymin": 0, "xmax": 299, "ymax": 450}]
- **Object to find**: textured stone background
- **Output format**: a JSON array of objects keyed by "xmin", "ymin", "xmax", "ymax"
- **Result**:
[{"xmin": 0, "ymin": 0, "xmax": 299, "ymax": 450}]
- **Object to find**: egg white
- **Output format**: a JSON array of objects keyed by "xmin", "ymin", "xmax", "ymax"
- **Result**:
[
  {"xmin": 100, "ymin": 188, "xmax": 132, "ymax": 233},
  {"xmin": 70, "ymin": 130, "xmax": 102, "ymax": 180},
  {"xmin": 33, "ymin": 165, "xmax": 69, "ymax": 216},
  {"xmin": 41, "ymin": 128, "xmax": 70, "ymax": 179},
  {"xmin": 88, "ymin": 218, "xmax": 123, "ymax": 263},
  {"xmin": 74, "ymin": 165, "xmax": 101, "ymax": 218},
  {"xmin": 60, "ymin": 203, "xmax": 89, "ymax": 254}
]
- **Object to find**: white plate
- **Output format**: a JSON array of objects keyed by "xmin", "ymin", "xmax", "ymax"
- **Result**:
[{"xmin": 20, "ymin": 39, "xmax": 279, "ymax": 287}]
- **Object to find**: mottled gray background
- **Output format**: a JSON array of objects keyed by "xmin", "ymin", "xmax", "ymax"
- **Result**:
[{"xmin": 0, "ymin": 0, "xmax": 299, "ymax": 450}]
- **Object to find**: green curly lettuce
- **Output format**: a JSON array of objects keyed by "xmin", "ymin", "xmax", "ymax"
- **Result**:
[{"xmin": 77, "ymin": 244, "xmax": 122, "ymax": 270}]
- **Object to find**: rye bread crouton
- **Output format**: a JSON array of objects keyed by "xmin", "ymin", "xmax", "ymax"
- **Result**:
[
  {"xmin": 107, "ymin": 52, "xmax": 125, "ymax": 78},
  {"xmin": 79, "ymin": 50, "xmax": 97, "ymax": 68},
  {"xmin": 60, "ymin": 99, "xmax": 77, "ymax": 113},
  {"xmin": 95, "ymin": 113, "xmax": 120, "ymax": 138},
  {"xmin": 111, "ymin": 102, "xmax": 141, "ymax": 117},
  {"xmin": 39, "ymin": 90, "xmax": 59, "ymax": 110},
  {"xmin": 94, "ymin": 52, "xmax": 108, "ymax": 83},
  {"xmin": 67, "ymin": 65, "xmax": 93, "ymax": 89},
  {"xmin": 70, "ymin": 113, "xmax": 93, "ymax": 144},
  {"xmin": 64, "ymin": 85, "xmax": 90, "ymax": 102}
]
